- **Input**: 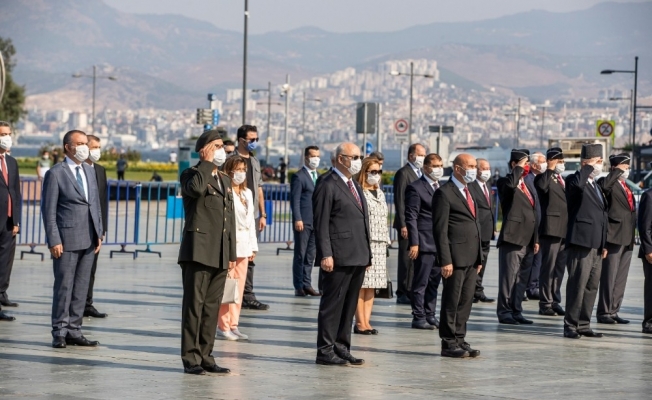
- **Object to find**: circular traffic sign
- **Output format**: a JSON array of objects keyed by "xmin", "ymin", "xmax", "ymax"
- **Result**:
[
  {"xmin": 598, "ymin": 121, "xmax": 613, "ymax": 137},
  {"xmin": 395, "ymin": 119, "xmax": 409, "ymax": 133}
]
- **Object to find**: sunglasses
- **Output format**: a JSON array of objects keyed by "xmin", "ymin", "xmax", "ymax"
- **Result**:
[
  {"xmin": 242, "ymin": 138, "xmax": 259, "ymax": 143},
  {"xmin": 340, "ymin": 154, "xmax": 362, "ymax": 161},
  {"xmin": 367, "ymin": 170, "xmax": 383, "ymax": 175}
]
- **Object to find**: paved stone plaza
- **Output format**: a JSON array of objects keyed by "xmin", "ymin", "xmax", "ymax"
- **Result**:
[{"xmin": 1, "ymin": 243, "xmax": 651, "ymax": 399}]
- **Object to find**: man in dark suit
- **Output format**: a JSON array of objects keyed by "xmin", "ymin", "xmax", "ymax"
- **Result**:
[
  {"xmin": 393, "ymin": 143, "xmax": 426, "ymax": 304},
  {"xmin": 178, "ymin": 130, "xmax": 235, "ymax": 375},
  {"xmin": 0, "ymin": 121, "xmax": 20, "ymax": 321},
  {"xmin": 405, "ymin": 153, "xmax": 443, "ymax": 330},
  {"xmin": 83, "ymin": 135, "xmax": 109, "ymax": 318},
  {"xmin": 534, "ymin": 148, "xmax": 568, "ymax": 316},
  {"xmin": 563, "ymin": 143, "xmax": 608, "ymax": 339},
  {"xmin": 524, "ymin": 152, "xmax": 544, "ymax": 300},
  {"xmin": 432, "ymin": 153, "xmax": 483, "ymax": 358},
  {"xmin": 496, "ymin": 149, "xmax": 539, "ymax": 325},
  {"xmin": 42, "ymin": 130, "xmax": 103, "ymax": 348},
  {"xmin": 469, "ymin": 158, "xmax": 496, "ymax": 304},
  {"xmin": 597, "ymin": 154, "xmax": 635, "ymax": 325},
  {"xmin": 291, "ymin": 145, "xmax": 321, "ymax": 297},
  {"xmin": 313, "ymin": 142, "xmax": 371, "ymax": 366},
  {"xmin": 637, "ymin": 188, "xmax": 652, "ymax": 335}
]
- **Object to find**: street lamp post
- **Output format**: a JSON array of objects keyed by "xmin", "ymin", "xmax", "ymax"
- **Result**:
[
  {"xmin": 390, "ymin": 62, "xmax": 435, "ymax": 148},
  {"xmin": 72, "ymin": 65, "xmax": 117, "ymax": 134},
  {"xmin": 505, "ymin": 98, "xmax": 525, "ymax": 148},
  {"xmin": 609, "ymin": 90, "xmax": 634, "ymax": 150},
  {"xmin": 302, "ymin": 92, "xmax": 322, "ymax": 137},
  {"xmin": 242, "ymin": 0, "xmax": 249, "ymax": 125},
  {"xmin": 253, "ymin": 81, "xmax": 282, "ymax": 165},
  {"xmin": 601, "ymin": 56, "xmax": 639, "ymax": 175},
  {"xmin": 280, "ymin": 75, "xmax": 291, "ymax": 163}
]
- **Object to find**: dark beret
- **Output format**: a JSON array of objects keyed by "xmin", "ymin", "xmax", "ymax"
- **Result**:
[
  {"xmin": 510, "ymin": 148, "xmax": 530, "ymax": 163},
  {"xmin": 195, "ymin": 129, "xmax": 223, "ymax": 152},
  {"xmin": 581, "ymin": 143, "xmax": 602, "ymax": 159},
  {"xmin": 546, "ymin": 147, "xmax": 564, "ymax": 160},
  {"xmin": 609, "ymin": 153, "xmax": 630, "ymax": 166}
]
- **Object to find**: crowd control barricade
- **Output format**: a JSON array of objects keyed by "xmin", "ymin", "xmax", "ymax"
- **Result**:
[{"xmin": 18, "ymin": 178, "xmax": 46, "ymax": 260}]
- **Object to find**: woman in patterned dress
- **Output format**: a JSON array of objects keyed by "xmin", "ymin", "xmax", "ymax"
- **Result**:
[{"xmin": 354, "ymin": 157, "xmax": 389, "ymax": 335}]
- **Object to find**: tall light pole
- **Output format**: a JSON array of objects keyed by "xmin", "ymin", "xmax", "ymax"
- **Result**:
[
  {"xmin": 505, "ymin": 98, "xmax": 525, "ymax": 148},
  {"xmin": 254, "ymin": 81, "xmax": 282, "ymax": 165},
  {"xmin": 609, "ymin": 90, "xmax": 634, "ymax": 151},
  {"xmin": 72, "ymin": 65, "xmax": 117, "ymax": 134},
  {"xmin": 302, "ymin": 91, "xmax": 322, "ymax": 137},
  {"xmin": 241, "ymin": 0, "xmax": 249, "ymax": 125},
  {"xmin": 601, "ymin": 56, "xmax": 639, "ymax": 175},
  {"xmin": 390, "ymin": 62, "xmax": 435, "ymax": 148},
  {"xmin": 534, "ymin": 102, "xmax": 550, "ymax": 149},
  {"xmin": 280, "ymin": 75, "xmax": 290, "ymax": 163}
]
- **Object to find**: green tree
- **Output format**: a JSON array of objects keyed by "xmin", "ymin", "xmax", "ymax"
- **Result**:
[{"xmin": 0, "ymin": 37, "xmax": 26, "ymax": 124}]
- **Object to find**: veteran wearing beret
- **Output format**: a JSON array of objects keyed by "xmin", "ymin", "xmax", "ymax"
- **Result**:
[
  {"xmin": 563, "ymin": 143, "xmax": 608, "ymax": 339},
  {"xmin": 178, "ymin": 129, "xmax": 236, "ymax": 375}
]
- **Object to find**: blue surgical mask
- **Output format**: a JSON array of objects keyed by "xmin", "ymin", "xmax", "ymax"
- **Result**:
[{"xmin": 246, "ymin": 141, "xmax": 258, "ymax": 152}]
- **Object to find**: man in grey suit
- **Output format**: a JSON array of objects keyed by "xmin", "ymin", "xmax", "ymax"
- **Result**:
[{"xmin": 42, "ymin": 130, "xmax": 103, "ymax": 348}]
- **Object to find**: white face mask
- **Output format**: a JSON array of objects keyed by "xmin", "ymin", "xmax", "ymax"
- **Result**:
[
  {"xmin": 213, "ymin": 148, "xmax": 226, "ymax": 166},
  {"xmin": 539, "ymin": 162, "xmax": 548, "ymax": 172},
  {"xmin": 232, "ymin": 171, "xmax": 246, "ymax": 185},
  {"xmin": 619, "ymin": 169, "xmax": 630, "ymax": 181},
  {"xmin": 366, "ymin": 173, "xmax": 381, "ymax": 186},
  {"xmin": 413, "ymin": 156, "xmax": 425, "ymax": 169},
  {"xmin": 590, "ymin": 162, "xmax": 603, "ymax": 178},
  {"xmin": 89, "ymin": 149, "xmax": 101, "ymax": 163},
  {"xmin": 478, "ymin": 170, "xmax": 492, "ymax": 182},
  {"xmin": 72, "ymin": 144, "xmax": 89, "ymax": 163},
  {"xmin": 554, "ymin": 163, "xmax": 565, "ymax": 174},
  {"xmin": 460, "ymin": 168, "xmax": 477, "ymax": 183},
  {"xmin": 347, "ymin": 158, "xmax": 362, "ymax": 175},
  {"xmin": 307, "ymin": 157, "xmax": 320, "ymax": 170},
  {"xmin": 0, "ymin": 135, "xmax": 13, "ymax": 151},
  {"xmin": 429, "ymin": 167, "xmax": 444, "ymax": 181}
]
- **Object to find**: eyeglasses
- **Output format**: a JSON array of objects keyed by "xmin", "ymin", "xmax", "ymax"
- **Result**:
[
  {"xmin": 340, "ymin": 154, "xmax": 362, "ymax": 161},
  {"xmin": 367, "ymin": 170, "xmax": 383, "ymax": 175},
  {"xmin": 242, "ymin": 138, "xmax": 258, "ymax": 143}
]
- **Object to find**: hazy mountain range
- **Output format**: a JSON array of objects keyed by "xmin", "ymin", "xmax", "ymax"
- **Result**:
[{"xmin": 0, "ymin": 0, "xmax": 650, "ymax": 109}]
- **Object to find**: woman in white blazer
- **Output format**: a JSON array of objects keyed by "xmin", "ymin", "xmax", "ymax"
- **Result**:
[{"xmin": 217, "ymin": 156, "xmax": 258, "ymax": 341}]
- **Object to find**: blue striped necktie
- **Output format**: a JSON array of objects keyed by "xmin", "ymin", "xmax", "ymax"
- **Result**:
[{"xmin": 75, "ymin": 166, "xmax": 85, "ymax": 198}]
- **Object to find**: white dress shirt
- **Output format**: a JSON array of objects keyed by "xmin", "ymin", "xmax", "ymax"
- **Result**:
[{"xmin": 65, "ymin": 157, "xmax": 88, "ymax": 201}]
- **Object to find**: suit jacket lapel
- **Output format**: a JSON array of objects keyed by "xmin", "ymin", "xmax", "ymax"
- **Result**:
[
  {"xmin": 0, "ymin": 155, "xmax": 9, "ymax": 186},
  {"xmin": 450, "ymin": 182, "xmax": 474, "ymax": 217},
  {"xmin": 333, "ymin": 174, "xmax": 363, "ymax": 212},
  {"xmin": 421, "ymin": 177, "xmax": 434, "ymax": 196}
]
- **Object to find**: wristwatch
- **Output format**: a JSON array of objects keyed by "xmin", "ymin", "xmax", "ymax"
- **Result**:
[{"xmin": 261, "ymin": 213, "xmax": 267, "ymax": 218}]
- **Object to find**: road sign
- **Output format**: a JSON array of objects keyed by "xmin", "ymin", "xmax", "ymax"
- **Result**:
[
  {"xmin": 196, "ymin": 108, "xmax": 220, "ymax": 125},
  {"xmin": 365, "ymin": 142, "xmax": 373, "ymax": 155},
  {"xmin": 429, "ymin": 125, "xmax": 454, "ymax": 134},
  {"xmin": 596, "ymin": 120, "xmax": 615, "ymax": 137},
  {"xmin": 395, "ymin": 119, "xmax": 408, "ymax": 133},
  {"xmin": 356, "ymin": 103, "xmax": 378, "ymax": 134}
]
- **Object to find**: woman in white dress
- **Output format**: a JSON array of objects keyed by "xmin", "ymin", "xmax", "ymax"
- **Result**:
[
  {"xmin": 354, "ymin": 157, "xmax": 389, "ymax": 335},
  {"xmin": 216, "ymin": 156, "xmax": 258, "ymax": 341}
]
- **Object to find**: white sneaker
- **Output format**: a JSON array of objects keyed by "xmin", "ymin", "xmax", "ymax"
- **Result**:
[
  {"xmin": 216, "ymin": 330, "xmax": 239, "ymax": 341},
  {"xmin": 231, "ymin": 328, "xmax": 248, "ymax": 340}
]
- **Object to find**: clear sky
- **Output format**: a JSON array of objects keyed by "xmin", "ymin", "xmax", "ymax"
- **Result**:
[{"xmin": 104, "ymin": 0, "xmax": 649, "ymax": 34}]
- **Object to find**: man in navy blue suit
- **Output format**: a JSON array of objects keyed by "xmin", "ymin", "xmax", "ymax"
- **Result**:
[
  {"xmin": 291, "ymin": 146, "xmax": 321, "ymax": 297},
  {"xmin": 405, "ymin": 154, "xmax": 444, "ymax": 330}
]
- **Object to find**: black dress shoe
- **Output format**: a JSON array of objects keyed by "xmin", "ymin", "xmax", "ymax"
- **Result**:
[
  {"xmin": 597, "ymin": 316, "xmax": 616, "ymax": 324},
  {"xmin": 65, "ymin": 336, "xmax": 99, "ymax": 346},
  {"xmin": 477, "ymin": 295, "xmax": 495, "ymax": 303},
  {"xmin": 0, "ymin": 311, "xmax": 15, "ymax": 321},
  {"xmin": 563, "ymin": 329, "xmax": 580, "ymax": 339},
  {"xmin": 642, "ymin": 327, "xmax": 652, "ymax": 334},
  {"xmin": 539, "ymin": 308, "xmax": 556, "ymax": 316},
  {"xmin": 396, "ymin": 295, "xmax": 411, "ymax": 305},
  {"xmin": 84, "ymin": 306, "xmax": 108, "ymax": 318},
  {"xmin": 441, "ymin": 348, "xmax": 469, "ymax": 358},
  {"xmin": 303, "ymin": 287, "xmax": 321, "ymax": 296},
  {"xmin": 203, "ymin": 364, "xmax": 230, "ymax": 374},
  {"xmin": 613, "ymin": 316, "xmax": 630, "ymax": 324},
  {"xmin": 472, "ymin": 298, "xmax": 479, "ymax": 303},
  {"xmin": 294, "ymin": 289, "xmax": 306, "ymax": 297},
  {"xmin": 426, "ymin": 316, "xmax": 440, "ymax": 329},
  {"xmin": 315, "ymin": 353, "xmax": 349, "ymax": 366},
  {"xmin": 578, "ymin": 330, "xmax": 603, "ymax": 338},
  {"xmin": 411, "ymin": 319, "xmax": 436, "ymax": 330},
  {"xmin": 0, "ymin": 299, "xmax": 18, "ymax": 307},
  {"xmin": 552, "ymin": 304, "xmax": 565, "ymax": 316},
  {"xmin": 336, "ymin": 352, "xmax": 364, "ymax": 365},
  {"xmin": 499, "ymin": 317, "xmax": 520, "ymax": 325},
  {"xmin": 526, "ymin": 290, "xmax": 540, "ymax": 300},
  {"xmin": 513, "ymin": 315, "xmax": 533, "ymax": 324},
  {"xmin": 369, "ymin": 329, "xmax": 378, "ymax": 335},
  {"xmin": 242, "ymin": 299, "xmax": 270, "ymax": 310},
  {"xmin": 354, "ymin": 326, "xmax": 372, "ymax": 335},
  {"xmin": 184, "ymin": 365, "xmax": 206, "ymax": 375},
  {"xmin": 52, "ymin": 337, "xmax": 67, "ymax": 348},
  {"xmin": 460, "ymin": 342, "xmax": 480, "ymax": 357}
]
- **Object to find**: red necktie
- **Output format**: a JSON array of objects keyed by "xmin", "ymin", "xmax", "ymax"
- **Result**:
[
  {"xmin": 347, "ymin": 180, "xmax": 362, "ymax": 208},
  {"xmin": 520, "ymin": 181, "xmax": 534, "ymax": 207},
  {"xmin": 0, "ymin": 155, "xmax": 10, "ymax": 217},
  {"xmin": 483, "ymin": 183, "xmax": 490, "ymax": 205},
  {"xmin": 557, "ymin": 174, "xmax": 565, "ymax": 188},
  {"xmin": 464, "ymin": 186, "xmax": 476, "ymax": 218},
  {"xmin": 620, "ymin": 181, "xmax": 634, "ymax": 211}
]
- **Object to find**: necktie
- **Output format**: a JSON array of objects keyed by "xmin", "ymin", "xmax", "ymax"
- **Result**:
[
  {"xmin": 482, "ymin": 183, "xmax": 490, "ymax": 205},
  {"xmin": 75, "ymin": 166, "xmax": 86, "ymax": 200},
  {"xmin": 520, "ymin": 182, "xmax": 534, "ymax": 207},
  {"xmin": 620, "ymin": 181, "xmax": 635, "ymax": 211},
  {"xmin": 463, "ymin": 186, "xmax": 476, "ymax": 218},
  {"xmin": 591, "ymin": 181, "xmax": 603, "ymax": 206},
  {"xmin": 432, "ymin": 181, "xmax": 439, "ymax": 191},
  {"xmin": 0, "ymin": 155, "xmax": 10, "ymax": 217},
  {"xmin": 347, "ymin": 180, "xmax": 362, "ymax": 208},
  {"xmin": 311, "ymin": 171, "xmax": 317, "ymax": 184},
  {"xmin": 557, "ymin": 174, "xmax": 565, "ymax": 189}
]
